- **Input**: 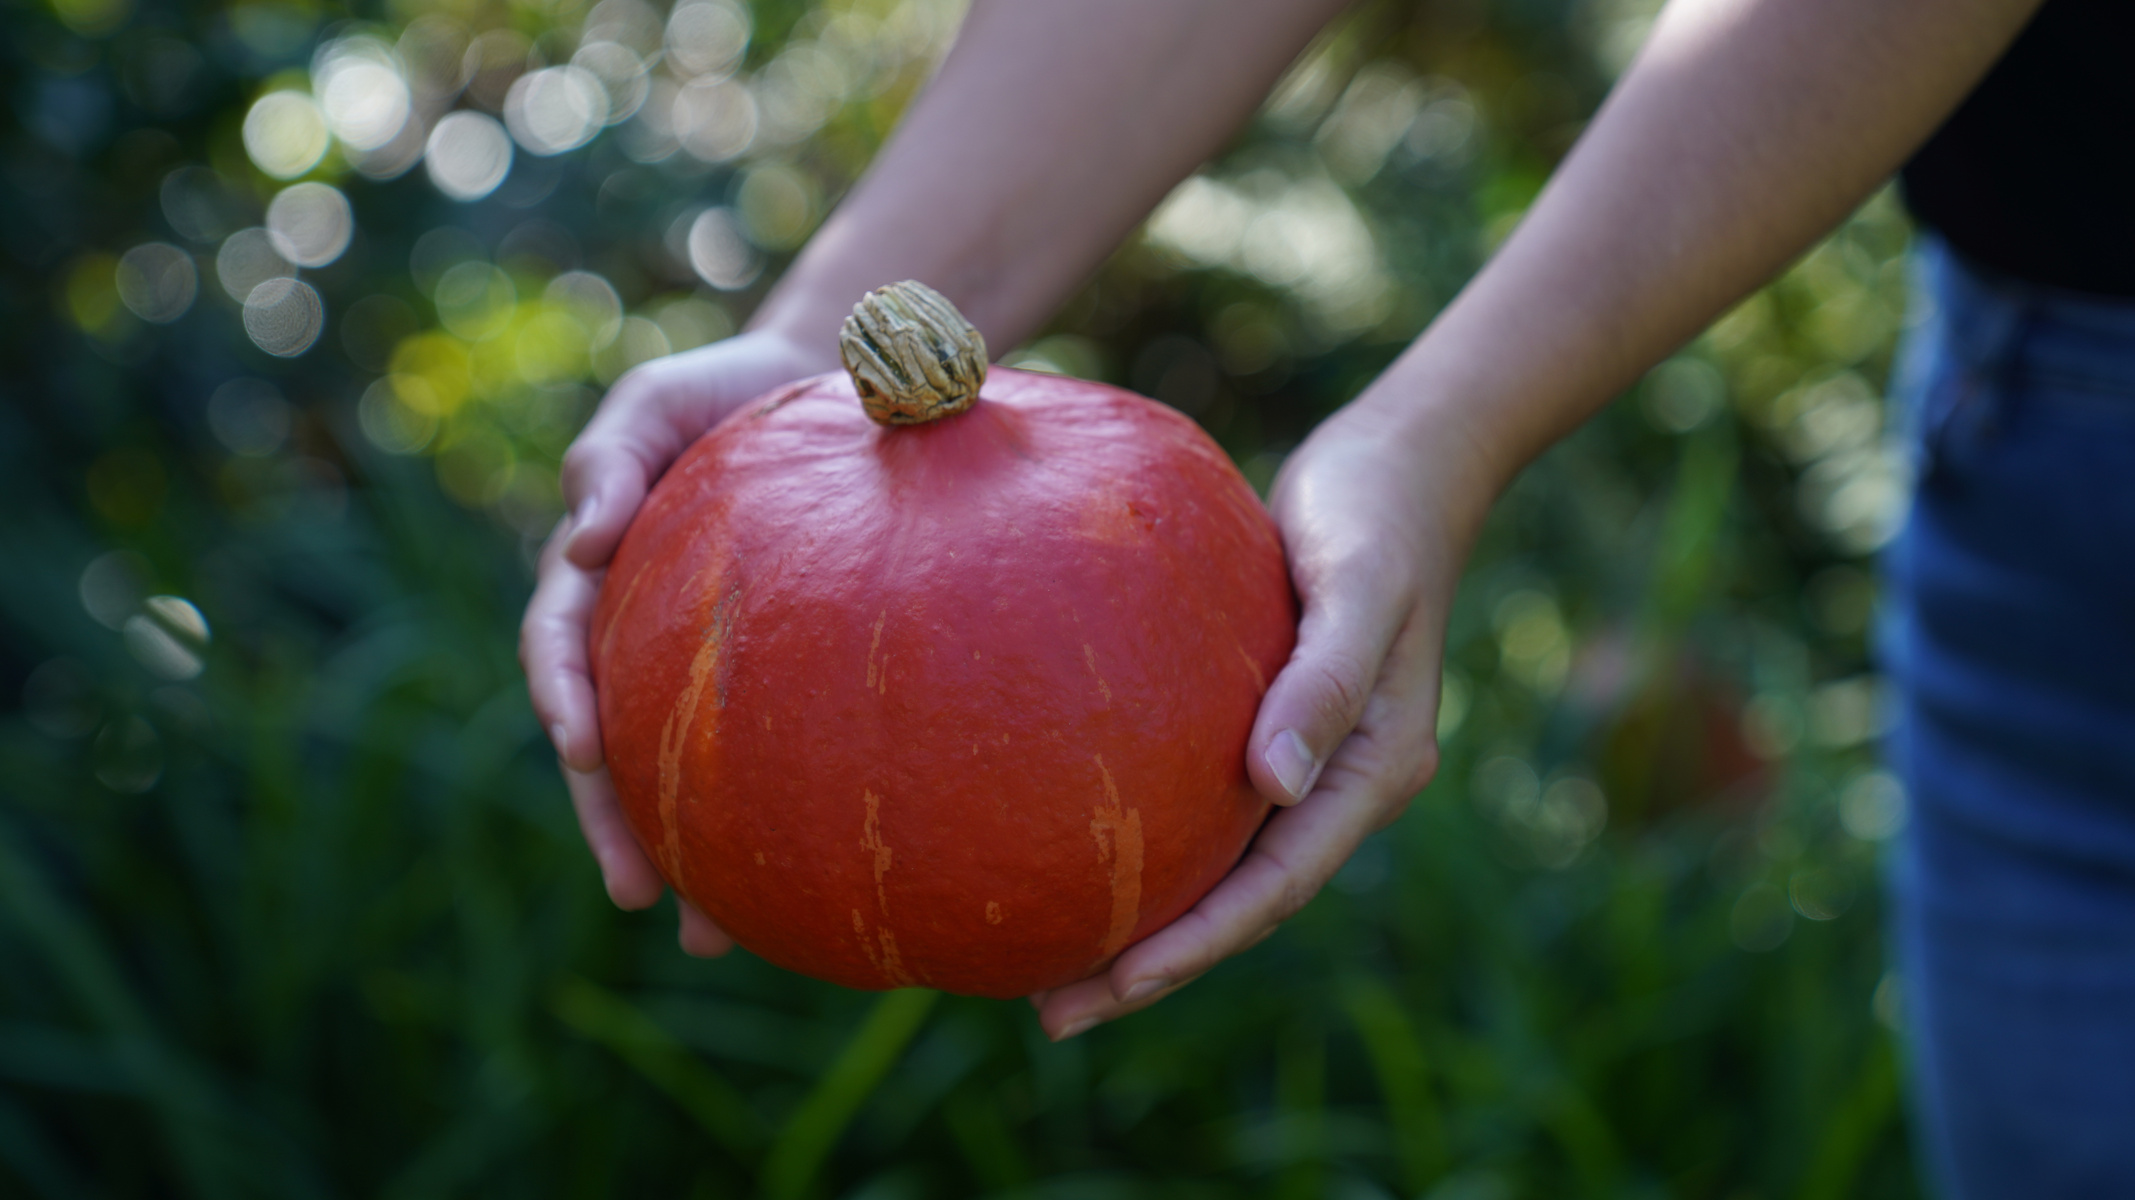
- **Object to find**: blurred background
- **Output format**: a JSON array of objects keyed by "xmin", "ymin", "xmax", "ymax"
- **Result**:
[{"xmin": 0, "ymin": 0, "xmax": 1919, "ymax": 1193}]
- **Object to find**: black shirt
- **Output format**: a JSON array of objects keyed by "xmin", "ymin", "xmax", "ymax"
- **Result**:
[{"xmin": 1900, "ymin": 0, "xmax": 2135, "ymax": 297}]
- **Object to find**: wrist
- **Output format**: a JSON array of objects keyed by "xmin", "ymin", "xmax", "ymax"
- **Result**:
[
  {"xmin": 1342, "ymin": 356, "xmax": 1525, "ymax": 518},
  {"xmin": 744, "ymin": 285, "xmax": 850, "ymax": 371}
]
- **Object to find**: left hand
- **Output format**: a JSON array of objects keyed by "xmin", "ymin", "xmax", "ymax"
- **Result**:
[{"xmin": 1029, "ymin": 398, "xmax": 1498, "ymax": 1039}]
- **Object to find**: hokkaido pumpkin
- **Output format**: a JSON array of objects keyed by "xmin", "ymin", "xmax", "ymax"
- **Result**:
[{"xmin": 590, "ymin": 282, "xmax": 1295, "ymax": 998}]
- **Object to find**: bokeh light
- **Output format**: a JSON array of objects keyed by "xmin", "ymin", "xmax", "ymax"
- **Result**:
[
  {"xmin": 433, "ymin": 261, "xmax": 517, "ymax": 340},
  {"xmin": 265, "ymin": 182, "xmax": 354, "ymax": 268},
  {"xmin": 1841, "ymin": 770, "xmax": 1909, "ymax": 840},
  {"xmin": 592, "ymin": 315, "xmax": 672, "ymax": 382},
  {"xmin": 114, "ymin": 242, "xmax": 198, "ymax": 324},
  {"xmin": 426, "ymin": 111, "xmax": 513, "ymax": 201},
  {"xmin": 664, "ymin": 0, "xmax": 750, "ymax": 77},
  {"xmin": 619, "ymin": 78, "xmax": 681, "ymax": 161},
  {"xmin": 316, "ymin": 38, "xmax": 413, "ymax": 152},
  {"xmin": 242, "ymin": 277, "xmax": 325, "ymax": 357},
  {"xmin": 582, "ymin": 0, "xmax": 663, "ymax": 54},
  {"xmin": 358, "ymin": 377, "xmax": 439, "ymax": 454},
  {"xmin": 684, "ymin": 206, "xmax": 758, "ymax": 289},
  {"xmin": 516, "ymin": 310, "xmax": 593, "ymax": 385},
  {"xmin": 572, "ymin": 41, "xmax": 650, "ymax": 125},
  {"xmin": 160, "ymin": 166, "xmax": 247, "ymax": 244},
  {"xmin": 242, "ymin": 90, "xmax": 331, "ymax": 179},
  {"xmin": 78, "ymin": 550, "xmax": 150, "ymax": 631},
  {"xmin": 51, "ymin": 0, "xmax": 130, "ymax": 36},
  {"xmin": 215, "ymin": 228, "xmax": 294, "ymax": 301},
  {"xmin": 673, "ymin": 76, "xmax": 756, "ymax": 161},
  {"xmin": 545, "ymin": 271, "xmax": 624, "ymax": 344},
  {"xmin": 123, "ymin": 595, "xmax": 210, "ymax": 681},
  {"xmin": 505, "ymin": 66, "xmax": 610, "ymax": 156},
  {"xmin": 409, "ymin": 225, "xmax": 486, "ymax": 294},
  {"xmin": 397, "ymin": 16, "xmax": 470, "ymax": 106},
  {"xmin": 461, "ymin": 28, "xmax": 533, "ymax": 112},
  {"xmin": 736, "ymin": 161, "xmax": 817, "ymax": 249},
  {"xmin": 650, "ymin": 294, "xmax": 731, "ymax": 349},
  {"xmin": 754, "ymin": 42, "xmax": 848, "ymax": 145}
]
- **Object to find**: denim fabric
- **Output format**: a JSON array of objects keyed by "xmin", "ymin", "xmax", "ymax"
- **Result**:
[{"xmin": 1881, "ymin": 237, "xmax": 2135, "ymax": 1198}]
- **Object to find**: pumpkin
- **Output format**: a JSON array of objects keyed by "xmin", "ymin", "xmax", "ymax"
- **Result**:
[{"xmin": 590, "ymin": 282, "xmax": 1296, "ymax": 998}]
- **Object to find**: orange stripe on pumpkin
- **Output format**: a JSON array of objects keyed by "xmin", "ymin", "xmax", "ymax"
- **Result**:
[{"xmin": 1089, "ymin": 755, "xmax": 1145, "ymax": 960}]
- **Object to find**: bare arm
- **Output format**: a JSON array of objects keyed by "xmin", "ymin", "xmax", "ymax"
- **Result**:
[
  {"xmin": 1038, "ymin": 0, "xmax": 2045, "ymax": 1037},
  {"xmin": 749, "ymin": 0, "xmax": 1357, "ymax": 355},
  {"xmin": 1377, "ymin": 0, "xmax": 2043, "ymax": 481}
]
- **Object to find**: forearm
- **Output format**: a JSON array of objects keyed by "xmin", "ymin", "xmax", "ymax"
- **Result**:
[
  {"xmin": 1369, "ymin": 0, "xmax": 2042, "ymax": 493},
  {"xmin": 751, "ymin": 0, "xmax": 1352, "ymax": 355}
]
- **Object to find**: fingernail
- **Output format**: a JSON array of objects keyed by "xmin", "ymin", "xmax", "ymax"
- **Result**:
[
  {"xmin": 593, "ymin": 853, "xmax": 621, "ymax": 907},
  {"xmin": 1265, "ymin": 729, "xmax": 1320, "ymax": 801},
  {"xmin": 549, "ymin": 722, "xmax": 571, "ymax": 760},
  {"xmin": 566, "ymin": 497, "xmax": 599, "ymax": 548},
  {"xmin": 1053, "ymin": 1017, "xmax": 1098, "ymax": 1042},
  {"xmin": 1120, "ymin": 977, "xmax": 1168, "ymax": 1005}
]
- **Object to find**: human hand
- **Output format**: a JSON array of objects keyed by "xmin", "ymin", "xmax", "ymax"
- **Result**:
[
  {"xmin": 521, "ymin": 328, "xmax": 838, "ymax": 956},
  {"xmin": 1029, "ymin": 399, "xmax": 1501, "ymax": 1038}
]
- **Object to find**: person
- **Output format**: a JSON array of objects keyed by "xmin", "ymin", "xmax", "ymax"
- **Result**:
[{"xmin": 523, "ymin": 0, "xmax": 2135, "ymax": 1193}]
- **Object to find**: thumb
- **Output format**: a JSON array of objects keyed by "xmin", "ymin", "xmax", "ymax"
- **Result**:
[
  {"xmin": 1247, "ymin": 564, "xmax": 1409, "ymax": 806},
  {"xmin": 558, "ymin": 436, "xmax": 654, "ymax": 571}
]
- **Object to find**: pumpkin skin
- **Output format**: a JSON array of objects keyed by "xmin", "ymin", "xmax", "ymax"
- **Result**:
[{"xmin": 590, "ymin": 366, "xmax": 1295, "ymax": 999}]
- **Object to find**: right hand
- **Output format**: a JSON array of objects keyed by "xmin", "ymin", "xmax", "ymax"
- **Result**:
[{"xmin": 520, "ymin": 328, "xmax": 838, "ymax": 955}]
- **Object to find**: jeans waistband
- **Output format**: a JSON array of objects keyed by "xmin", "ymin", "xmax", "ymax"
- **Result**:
[{"xmin": 1921, "ymin": 236, "xmax": 2135, "ymax": 396}]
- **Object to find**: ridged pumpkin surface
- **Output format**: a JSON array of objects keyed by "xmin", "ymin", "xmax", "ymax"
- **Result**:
[{"xmin": 590, "ymin": 367, "xmax": 1295, "ymax": 998}]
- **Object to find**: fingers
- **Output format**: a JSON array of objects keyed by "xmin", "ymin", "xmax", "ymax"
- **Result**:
[
  {"xmin": 523, "ymin": 527, "xmax": 607, "ymax": 773},
  {"xmin": 562, "ymin": 764, "xmax": 665, "ymax": 911},
  {"xmin": 1037, "ymin": 970, "xmax": 1203, "ymax": 1041},
  {"xmin": 677, "ymin": 898, "xmax": 736, "ymax": 958},
  {"xmin": 1036, "ymin": 768, "xmax": 1396, "ymax": 1040},
  {"xmin": 558, "ymin": 387, "xmax": 666, "ymax": 571},
  {"xmin": 557, "ymin": 330, "xmax": 830, "ymax": 571},
  {"xmin": 1346, "ymin": 618, "xmax": 1448, "ymax": 818},
  {"xmin": 559, "ymin": 350, "xmax": 721, "ymax": 570},
  {"xmin": 1247, "ymin": 557, "xmax": 1411, "ymax": 806}
]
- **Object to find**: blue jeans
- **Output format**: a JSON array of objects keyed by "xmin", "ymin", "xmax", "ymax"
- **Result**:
[{"xmin": 1883, "ymin": 237, "xmax": 2135, "ymax": 1198}]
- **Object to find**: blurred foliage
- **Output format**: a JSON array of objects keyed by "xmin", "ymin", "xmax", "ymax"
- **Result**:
[{"xmin": 1, "ymin": 0, "xmax": 1921, "ymax": 1193}]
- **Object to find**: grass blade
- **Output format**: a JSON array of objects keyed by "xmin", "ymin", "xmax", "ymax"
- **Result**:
[
  {"xmin": 1340, "ymin": 975, "xmax": 1446, "ymax": 1191},
  {"xmin": 550, "ymin": 974, "xmax": 766, "ymax": 1163},
  {"xmin": 0, "ymin": 818, "xmax": 240, "ymax": 1197},
  {"xmin": 1794, "ymin": 1036, "xmax": 1899, "ymax": 1200},
  {"xmin": 761, "ymin": 989, "xmax": 939, "ymax": 1200}
]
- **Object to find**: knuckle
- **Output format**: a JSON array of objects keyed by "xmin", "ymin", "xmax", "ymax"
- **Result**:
[
  {"xmin": 1304, "ymin": 651, "xmax": 1373, "ymax": 729},
  {"xmin": 558, "ymin": 444, "xmax": 598, "ymax": 500},
  {"xmin": 1387, "ymin": 738, "xmax": 1439, "ymax": 800},
  {"xmin": 1271, "ymin": 871, "xmax": 1321, "ymax": 924},
  {"xmin": 1373, "ymin": 794, "xmax": 1415, "ymax": 831},
  {"xmin": 603, "ymin": 362, "xmax": 660, "ymax": 408},
  {"xmin": 1409, "ymin": 740, "xmax": 1441, "ymax": 790}
]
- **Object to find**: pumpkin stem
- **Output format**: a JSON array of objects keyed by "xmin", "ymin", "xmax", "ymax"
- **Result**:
[{"xmin": 839, "ymin": 282, "xmax": 988, "ymax": 426}]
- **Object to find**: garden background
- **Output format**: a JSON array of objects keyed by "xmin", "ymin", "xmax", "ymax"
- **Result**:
[{"xmin": 0, "ymin": 0, "xmax": 1921, "ymax": 1193}]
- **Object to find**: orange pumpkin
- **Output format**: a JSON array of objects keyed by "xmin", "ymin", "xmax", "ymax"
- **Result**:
[{"xmin": 590, "ymin": 283, "xmax": 1295, "ymax": 998}]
